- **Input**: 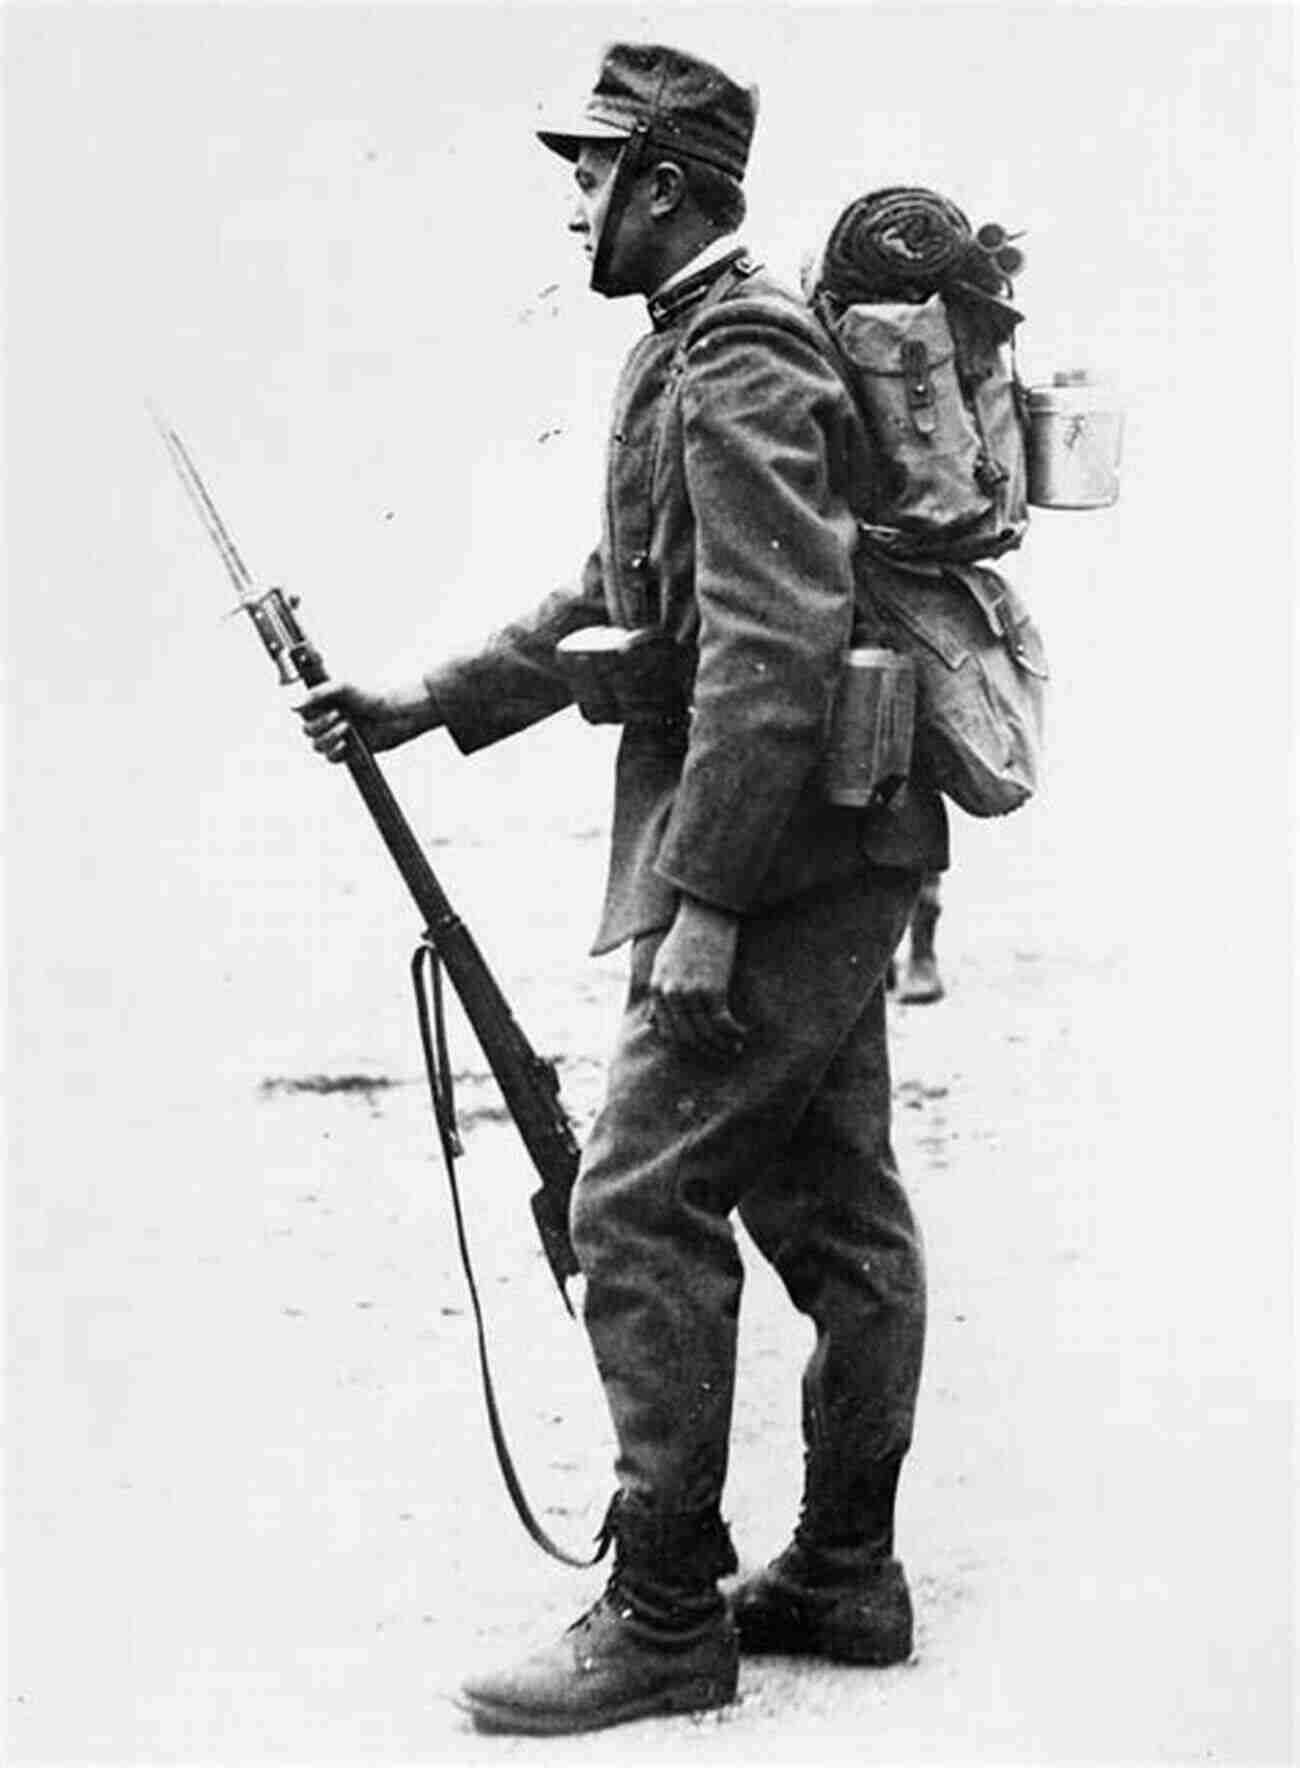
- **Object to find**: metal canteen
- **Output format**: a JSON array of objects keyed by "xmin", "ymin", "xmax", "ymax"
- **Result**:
[{"xmin": 1025, "ymin": 370, "xmax": 1124, "ymax": 510}]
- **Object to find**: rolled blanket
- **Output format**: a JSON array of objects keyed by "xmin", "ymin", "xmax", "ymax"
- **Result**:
[
  {"xmin": 816, "ymin": 185, "xmax": 1022, "ymax": 341},
  {"xmin": 819, "ymin": 186, "xmax": 975, "ymax": 304}
]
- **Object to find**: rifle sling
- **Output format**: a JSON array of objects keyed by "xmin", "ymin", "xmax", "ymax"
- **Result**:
[{"xmin": 410, "ymin": 938, "xmax": 611, "ymax": 1571}]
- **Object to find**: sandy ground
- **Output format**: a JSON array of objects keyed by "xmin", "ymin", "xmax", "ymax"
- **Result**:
[{"xmin": 6, "ymin": 789, "xmax": 1293, "ymax": 1766}]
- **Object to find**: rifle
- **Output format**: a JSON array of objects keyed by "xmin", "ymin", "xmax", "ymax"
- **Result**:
[
  {"xmin": 149, "ymin": 407, "xmax": 582, "ymax": 1309},
  {"xmin": 152, "ymin": 407, "xmax": 612, "ymax": 1568}
]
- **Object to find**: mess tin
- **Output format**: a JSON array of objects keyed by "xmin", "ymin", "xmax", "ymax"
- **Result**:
[{"xmin": 1025, "ymin": 370, "xmax": 1124, "ymax": 510}]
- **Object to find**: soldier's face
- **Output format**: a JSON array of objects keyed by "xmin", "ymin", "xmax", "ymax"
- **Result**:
[
  {"xmin": 570, "ymin": 143, "xmax": 619, "ymax": 256},
  {"xmin": 570, "ymin": 140, "xmax": 650, "ymax": 296}
]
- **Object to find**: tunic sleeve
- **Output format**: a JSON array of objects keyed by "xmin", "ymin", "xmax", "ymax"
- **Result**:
[{"xmin": 423, "ymin": 547, "xmax": 608, "ymax": 753}]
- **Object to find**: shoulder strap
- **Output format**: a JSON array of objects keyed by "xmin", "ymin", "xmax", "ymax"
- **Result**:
[{"xmin": 665, "ymin": 255, "xmax": 762, "ymax": 358}]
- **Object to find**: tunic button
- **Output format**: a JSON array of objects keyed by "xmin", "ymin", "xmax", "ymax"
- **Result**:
[{"xmin": 629, "ymin": 552, "xmax": 647, "ymax": 572}]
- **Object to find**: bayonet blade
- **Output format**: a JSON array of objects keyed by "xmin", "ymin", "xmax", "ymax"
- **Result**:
[{"xmin": 148, "ymin": 400, "xmax": 256, "ymax": 602}]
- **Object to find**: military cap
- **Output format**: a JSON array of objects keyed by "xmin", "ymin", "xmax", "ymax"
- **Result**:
[{"xmin": 537, "ymin": 42, "xmax": 758, "ymax": 180}]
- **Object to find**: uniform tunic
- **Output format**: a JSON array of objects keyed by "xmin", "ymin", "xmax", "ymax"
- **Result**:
[
  {"xmin": 426, "ymin": 258, "xmax": 947, "ymax": 954},
  {"xmin": 426, "ymin": 256, "xmax": 937, "ymax": 1518}
]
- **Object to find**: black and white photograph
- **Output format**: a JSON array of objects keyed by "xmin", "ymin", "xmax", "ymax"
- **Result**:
[{"xmin": 4, "ymin": 3, "xmax": 1294, "ymax": 1762}]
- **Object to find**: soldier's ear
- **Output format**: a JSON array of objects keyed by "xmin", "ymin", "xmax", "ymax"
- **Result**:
[{"xmin": 647, "ymin": 159, "xmax": 688, "ymax": 219}]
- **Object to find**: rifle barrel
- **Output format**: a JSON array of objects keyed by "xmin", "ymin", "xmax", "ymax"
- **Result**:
[{"xmin": 151, "ymin": 407, "xmax": 582, "ymax": 1305}]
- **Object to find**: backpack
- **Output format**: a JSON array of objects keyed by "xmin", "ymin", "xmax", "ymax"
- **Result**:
[
  {"xmin": 684, "ymin": 223, "xmax": 1047, "ymax": 818},
  {"xmin": 810, "ymin": 187, "xmax": 1047, "ymax": 816},
  {"xmin": 864, "ymin": 553, "xmax": 1047, "ymax": 818},
  {"xmin": 817, "ymin": 292, "xmax": 1030, "ymax": 567}
]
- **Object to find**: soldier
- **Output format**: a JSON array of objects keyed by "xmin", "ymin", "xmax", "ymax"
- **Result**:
[
  {"xmin": 299, "ymin": 42, "xmax": 948, "ymax": 1735},
  {"xmin": 888, "ymin": 869, "xmax": 946, "ymax": 1003}
]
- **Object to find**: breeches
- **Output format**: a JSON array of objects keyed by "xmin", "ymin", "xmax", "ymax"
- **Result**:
[{"xmin": 570, "ymin": 864, "xmax": 927, "ymax": 1511}]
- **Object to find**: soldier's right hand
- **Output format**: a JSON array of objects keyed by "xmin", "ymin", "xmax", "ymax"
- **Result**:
[{"xmin": 294, "ymin": 678, "xmax": 444, "ymax": 762}]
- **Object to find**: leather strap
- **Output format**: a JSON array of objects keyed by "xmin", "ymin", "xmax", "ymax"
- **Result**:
[
  {"xmin": 590, "ymin": 122, "xmax": 652, "ymax": 295},
  {"xmin": 411, "ymin": 938, "xmax": 611, "ymax": 1570}
]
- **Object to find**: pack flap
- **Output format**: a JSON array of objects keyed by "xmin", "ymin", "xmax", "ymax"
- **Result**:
[
  {"xmin": 953, "ymin": 566, "xmax": 1047, "ymax": 675},
  {"xmin": 868, "ymin": 571, "xmax": 971, "ymax": 671},
  {"xmin": 867, "ymin": 560, "xmax": 1046, "ymax": 678},
  {"xmin": 834, "ymin": 294, "xmax": 958, "ymax": 375},
  {"xmin": 954, "ymin": 563, "xmax": 1020, "ymax": 638}
]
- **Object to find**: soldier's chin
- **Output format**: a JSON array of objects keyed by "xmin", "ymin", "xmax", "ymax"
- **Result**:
[{"xmin": 588, "ymin": 258, "xmax": 638, "ymax": 299}]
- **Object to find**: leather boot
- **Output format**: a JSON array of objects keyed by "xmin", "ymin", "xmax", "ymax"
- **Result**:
[
  {"xmin": 731, "ymin": 1453, "xmax": 914, "ymax": 1665},
  {"xmin": 458, "ymin": 1496, "xmax": 740, "ymax": 1735},
  {"xmin": 896, "ymin": 885, "xmax": 943, "ymax": 1004}
]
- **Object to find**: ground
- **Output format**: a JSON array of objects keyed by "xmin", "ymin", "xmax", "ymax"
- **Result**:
[{"xmin": 6, "ymin": 794, "xmax": 1292, "ymax": 1766}]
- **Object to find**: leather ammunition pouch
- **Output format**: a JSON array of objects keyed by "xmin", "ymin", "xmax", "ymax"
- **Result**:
[{"xmin": 555, "ymin": 625, "xmax": 692, "ymax": 732}]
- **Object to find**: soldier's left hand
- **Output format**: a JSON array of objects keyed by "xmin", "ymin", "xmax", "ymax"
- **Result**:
[{"xmin": 648, "ymin": 897, "xmax": 747, "ymax": 1059}]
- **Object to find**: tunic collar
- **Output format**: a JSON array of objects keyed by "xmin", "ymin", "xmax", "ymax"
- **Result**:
[{"xmin": 646, "ymin": 243, "xmax": 756, "ymax": 331}]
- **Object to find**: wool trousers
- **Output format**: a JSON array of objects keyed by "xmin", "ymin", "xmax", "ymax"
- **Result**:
[{"xmin": 570, "ymin": 863, "xmax": 927, "ymax": 1515}]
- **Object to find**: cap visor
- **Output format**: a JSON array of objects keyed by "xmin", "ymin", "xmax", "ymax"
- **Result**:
[{"xmin": 536, "ymin": 119, "xmax": 629, "ymax": 161}]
